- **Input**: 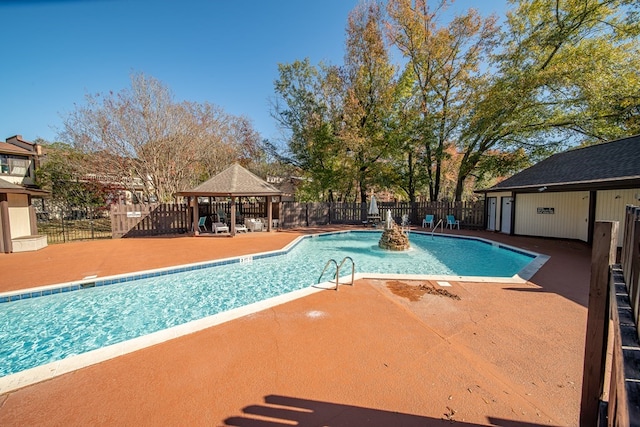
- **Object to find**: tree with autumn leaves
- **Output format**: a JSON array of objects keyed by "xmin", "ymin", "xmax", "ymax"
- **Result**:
[
  {"xmin": 56, "ymin": 1, "xmax": 639, "ymax": 204},
  {"xmin": 60, "ymin": 73, "xmax": 266, "ymax": 203},
  {"xmin": 272, "ymin": 3, "xmax": 397, "ymax": 202},
  {"xmin": 273, "ymin": 0, "xmax": 640, "ymax": 202}
]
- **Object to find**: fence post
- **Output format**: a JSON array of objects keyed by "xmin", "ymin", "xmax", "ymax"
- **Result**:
[
  {"xmin": 580, "ymin": 220, "xmax": 619, "ymax": 426},
  {"xmin": 61, "ymin": 208, "xmax": 67, "ymax": 243},
  {"xmin": 89, "ymin": 207, "xmax": 95, "ymax": 240}
]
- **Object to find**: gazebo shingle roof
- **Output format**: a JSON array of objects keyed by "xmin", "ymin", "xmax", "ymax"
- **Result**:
[
  {"xmin": 0, "ymin": 178, "xmax": 25, "ymax": 191},
  {"xmin": 178, "ymin": 163, "xmax": 281, "ymax": 197},
  {"xmin": 486, "ymin": 134, "xmax": 640, "ymax": 192}
]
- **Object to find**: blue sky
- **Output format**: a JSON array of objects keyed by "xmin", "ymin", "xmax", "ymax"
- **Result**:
[{"xmin": 1, "ymin": 0, "xmax": 508, "ymax": 144}]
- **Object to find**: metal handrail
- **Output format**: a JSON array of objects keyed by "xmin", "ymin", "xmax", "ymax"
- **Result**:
[
  {"xmin": 336, "ymin": 256, "xmax": 355, "ymax": 290},
  {"xmin": 318, "ymin": 259, "xmax": 339, "ymax": 289},
  {"xmin": 318, "ymin": 257, "xmax": 356, "ymax": 291},
  {"xmin": 431, "ymin": 219, "xmax": 444, "ymax": 239}
]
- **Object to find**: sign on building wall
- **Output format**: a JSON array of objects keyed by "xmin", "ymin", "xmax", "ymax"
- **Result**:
[{"xmin": 537, "ymin": 207, "xmax": 555, "ymax": 214}]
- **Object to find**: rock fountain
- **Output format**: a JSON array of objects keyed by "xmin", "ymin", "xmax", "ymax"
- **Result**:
[{"xmin": 378, "ymin": 210, "xmax": 410, "ymax": 251}]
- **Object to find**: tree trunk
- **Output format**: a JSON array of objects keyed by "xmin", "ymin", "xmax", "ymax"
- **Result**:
[{"xmin": 407, "ymin": 151, "xmax": 415, "ymax": 202}]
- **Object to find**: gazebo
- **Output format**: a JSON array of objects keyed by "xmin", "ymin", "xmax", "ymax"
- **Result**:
[{"xmin": 176, "ymin": 163, "xmax": 282, "ymax": 236}]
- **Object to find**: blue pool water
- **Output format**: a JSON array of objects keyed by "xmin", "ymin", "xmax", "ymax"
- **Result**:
[{"xmin": 0, "ymin": 231, "xmax": 535, "ymax": 377}]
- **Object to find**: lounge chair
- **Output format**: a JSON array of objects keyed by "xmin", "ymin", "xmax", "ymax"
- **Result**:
[
  {"xmin": 446, "ymin": 215, "xmax": 460, "ymax": 229},
  {"xmin": 245, "ymin": 218, "xmax": 264, "ymax": 232},
  {"xmin": 422, "ymin": 214, "xmax": 434, "ymax": 228},
  {"xmin": 235, "ymin": 223, "xmax": 248, "ymax": 233},
  {"xmin": 197, "ymin": 216, "xmax": 207, "ymax": 232},
  {"xmin": 212, "ymin": 222, "xmax": 229, "ymax": 233}
]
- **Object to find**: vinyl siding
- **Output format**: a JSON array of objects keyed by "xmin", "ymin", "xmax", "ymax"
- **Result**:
[
  {"xmin": 595, "ymin": 188, "xmax": 640, "ymax": 245},
  {"xmin": 7, "ymin": 194, "xmax": 31, "ymax": 238},
  {"xmin": 515, "ymin": 192, "xmax": 590, "ymax": 241}
]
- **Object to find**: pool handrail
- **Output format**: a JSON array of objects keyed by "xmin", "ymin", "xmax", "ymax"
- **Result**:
[
  {"xmin": 318, "ymin": 259, "xmax": 339, "ymax": 289},
  {"xmin": 431, "ymin": 219, "xmax": 444, "ymax": 238},
  {"xmin": 318, "ymin": 257, "xmax": 356, "ymax": 291},
  {"xmin": 337, "ymin": 256, "xmax": 355, "ymax": 290}
]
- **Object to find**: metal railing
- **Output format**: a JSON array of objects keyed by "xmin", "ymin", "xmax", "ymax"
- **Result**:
[
  {"xmin": 318, "ymin": 256, "xmax": 355, "ymax": 290},
  {"xmin": 431, "ymin": 219, "xmax": 444, "ymax": 239}
]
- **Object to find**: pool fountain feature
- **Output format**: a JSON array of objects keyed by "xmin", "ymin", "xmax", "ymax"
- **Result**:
[{"xmin": 378, "ymin": 210, "xmax": 410, "ymax": 251}]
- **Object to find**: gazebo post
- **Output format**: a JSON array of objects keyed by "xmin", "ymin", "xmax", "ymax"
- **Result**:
[
  {"xmin": 230, "ymin": 196, "xmax": 236, "ymax": 236},
  {"xmin": 266, "ymin": 196, "xmax": 273, "ymax": 232},
  {"xmin": 191, "ymin": 196, "xmax": 199, "ymax": 236},
  {"xmin": 278, "ymin": 197, "xmax": 282, "ymax": 229}
]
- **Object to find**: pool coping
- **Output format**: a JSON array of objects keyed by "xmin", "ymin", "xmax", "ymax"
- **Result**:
[{"xmin": 0, "ymin": 231, "xmax": 549, "ymax": 394}]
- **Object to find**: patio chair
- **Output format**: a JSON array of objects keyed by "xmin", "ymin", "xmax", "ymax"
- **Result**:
[
  {"xmin": 217, "ymin": 210, "xmax": 228, "ymax": 225},
  {"xmin": 446, "ymin": 215, "xmax": 460, "ymax": 229},
  {"xmin": 197, "ymin": 216, "xmax": 207, "ymax": 232},
  {"xmin": 235, "ymin": 222, "xmax": 248, "ymax": 233},
  {"xmin": 422, "ymin": 214, "xmax": 434, "ymax": 228},
  {"xmin": 401, "ymin": 214, "xmax": 410, "ymax": 227},
  {"xmin": 212, "ymin": 222, "xmax": 229, "ymax": 234}
]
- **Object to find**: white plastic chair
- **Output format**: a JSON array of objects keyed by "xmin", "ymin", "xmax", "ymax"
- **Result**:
[
  {"xmin": 244, "ymin": 218, "xmax": 264, "ymax": 232},
  {"xmin": 212, "ymin": 222, "xmax": 229, "ymax": 233}
]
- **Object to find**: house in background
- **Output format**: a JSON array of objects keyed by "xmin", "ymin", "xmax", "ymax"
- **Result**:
[
  {"xmin": 479, "ymin": 134, "xmax": 640, "ymax": 245},
  {"xmin": 1, "ymin": 134, "xmax": 41, "ymax": 186},
  {"xmin": 0, "ymin": 135, "xmax": 48, "ymax": 253}
]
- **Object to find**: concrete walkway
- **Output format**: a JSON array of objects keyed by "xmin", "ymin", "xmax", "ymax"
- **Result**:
[{"xmin": 0, "ymin": 228, "xmax": 592, "ymax": 426}]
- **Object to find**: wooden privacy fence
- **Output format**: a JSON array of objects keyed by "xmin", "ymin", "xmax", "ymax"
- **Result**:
[
  {"xmin": 280, "ymin": 200, "xmax": 485, "ymax": 229},
  {"xmin": 580, "ymin": 206, "xmax": 640, "ymax": 426},
  {"xmin": 110, "ymin": 200, "xmax": 485, "ymax": 236},
  {"xmin": 110, "ymin": 203, "xmax": 189, "ymax": 238}
]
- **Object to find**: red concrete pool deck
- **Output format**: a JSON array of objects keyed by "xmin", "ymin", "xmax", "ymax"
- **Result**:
[{"xmin": 0, "ymin": 228, "xmax": 592, "ymax": 426}]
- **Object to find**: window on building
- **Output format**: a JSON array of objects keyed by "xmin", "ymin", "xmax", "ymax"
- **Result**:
[
  {"xmin": 0, "ymin": 155, "xmax": 31, "ymax": 177},
  {"xmin": 0, "ymin": 155, "xmax": 8, "ymax": 174}
]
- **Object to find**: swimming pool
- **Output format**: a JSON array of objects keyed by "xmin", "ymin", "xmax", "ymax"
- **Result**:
[{"xmin": 0, "ymin": 230, "xmax": 547, "ymax": 391}]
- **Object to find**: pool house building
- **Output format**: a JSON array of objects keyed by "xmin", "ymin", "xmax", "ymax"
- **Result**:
[{"xmin": 479, "ymin": 134, "xmax": 640, "ymax": 245}]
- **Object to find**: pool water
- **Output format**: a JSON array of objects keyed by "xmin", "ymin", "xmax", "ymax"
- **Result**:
[{"xmin": 0, "ymin": 231, "xmax": 535, "ymax": 377}]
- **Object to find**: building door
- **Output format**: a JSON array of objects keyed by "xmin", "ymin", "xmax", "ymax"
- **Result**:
[
  {"xmin": 487, "ymin": 197, "xmax": 497, "ymax": 231},
  {"xmin": 501, "ymin": 197, "xmax": 513, "ymax": 234}
]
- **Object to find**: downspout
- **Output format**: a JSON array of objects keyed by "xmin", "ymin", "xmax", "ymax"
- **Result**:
[{"xmin": 510, "ymin": 192, "xmax": 517, "ymax": 236}]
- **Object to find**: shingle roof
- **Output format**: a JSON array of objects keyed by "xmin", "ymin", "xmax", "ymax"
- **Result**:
[
  {"xmin": 0, "ymin": 178, "xmax": 49, "ymax": 196},
  {"xmin": 0, "ymin": 141, "xmax": 33, "ymax": 155},
  {"xmin": 177, "ymin": 163, "xmax": 282, "ymax": 197},
  {"xmin": 486, "ymin": 134, "xmax": 640, "ymax": 191}
]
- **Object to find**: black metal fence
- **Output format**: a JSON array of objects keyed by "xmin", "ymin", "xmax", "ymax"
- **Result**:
[{"xmin": 37, "ymin": 208, "xmax": 112, "ymax": 244}]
